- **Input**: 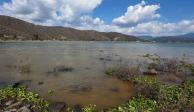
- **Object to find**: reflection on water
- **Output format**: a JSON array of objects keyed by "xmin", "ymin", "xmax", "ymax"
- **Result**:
[{"xmin": 0, "ymin": 41, "xmax": 194, "ymax": 108}]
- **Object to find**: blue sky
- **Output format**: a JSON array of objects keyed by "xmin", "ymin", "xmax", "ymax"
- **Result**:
[
  {"xmin": 93, "ymin": 0, "xmax": 194, "ymax": 24},
  {"xmin": 0, "ymin": 0, "xmax": 194, "ymax": 36}
]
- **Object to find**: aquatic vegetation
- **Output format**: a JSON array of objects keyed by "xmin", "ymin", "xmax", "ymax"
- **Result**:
[
  {"xmin": 183, "ymin": 80, "xmax": 194, "ymax": 98},
  {"xmin": 19, "ymin": 64, "xmax": 32, "ymax": 74},
  {"xmin": 105, "ymin": 66, "xmax": 140, "ymax": 81},
  {"xmin": 131, "ymin": 76, "xmax": 194, "ymax": 111},
  {"xmin": 109, "ymin": 96, "xmax": 158, "ymax": 112},
  {"xmin": 0, "ymin": 86, "xmax": 49, "ymax": 112},
  {"xmin": 82, "ymin": 104, "xmax": 97, "ymax": 112},
  {"xmin": 132, "ymin": 76, "xmax": 158, "ymax": 86},
  {"xmin": 144, "ymin": 54, "xmax": 180, "ymax": 72},
  {"xmin": 48, "ymin": 90, "xmax": 54, "ymax": 95},
  {"xmin": 142, "ymin": 54, "xmax": 161, "ymax": 64},
  {"xmin": 105, "ymin": 68, "xmax": 118, "ymax": 76},
  {"xmin": 158, "ymin": 84, "xmax": 184, "ymax": 110},
  {"xmin": 104, "ymin": 54, "xmax": 194, "ymax": 111},
  {"xmin": 48, "ymin": 65, "xmax": 74, "ymax": 75},
  {"xmin": 180, "ymin": 62, "xmax": 194, "ymax": 75}
]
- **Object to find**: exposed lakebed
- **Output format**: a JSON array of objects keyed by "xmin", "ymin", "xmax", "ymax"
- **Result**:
[{"xmin": 0, "ymin": 41, "xmax": 194, "ymax": 109}]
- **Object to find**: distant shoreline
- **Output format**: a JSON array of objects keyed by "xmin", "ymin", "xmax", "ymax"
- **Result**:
[{"xmin": 1, "ymin": 40, "xmax": 194, "ymax": 44}]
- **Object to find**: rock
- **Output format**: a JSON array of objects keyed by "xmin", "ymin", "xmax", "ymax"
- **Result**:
[
  {"xmin": 5, "ymin": 100, "xmax": 15, "ymax": 106},
  {"xmin": 73, "ymin": 104, "xmax": 82, "ymax": 112},
  {"xmin": 53, "ymin": 65, "xmax": 73, "ymax": 73},
  {"xmin": 38, "ymin": 81, "xmax": 44, "ymax": 85},
  {"xmin": 12, "ymin": 80, "xmax": 32, "ymax": 88},
  {"xmin": 99, "ymin": 50, "xmax": 104, "ymax": 53},
  {"xmin": 18, "ymin": 106, "xmax": 31, "ymax": 112},
  {"xmin": 48, "ymin": 102, "xmax": 66, "ymax": 112},
  {"xmin": 144, "ymin": 69, "xmax": 158, "ymax": 75},
  {"xmin": 99, "ymin": 57, "xmax": 105, "ymax": 61},
  {"xmin": 5, "ymin": 101, "xmax": 22, "ymax": 110}
]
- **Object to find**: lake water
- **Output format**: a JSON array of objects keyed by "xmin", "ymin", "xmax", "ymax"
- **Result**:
[{"xmin": 0, "ymin": 41, "xmax": 194, "ymax": 108}]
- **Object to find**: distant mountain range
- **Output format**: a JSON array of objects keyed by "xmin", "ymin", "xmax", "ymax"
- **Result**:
[
  {"xmin": 152, "ymin": 33, "xmax": 194, "ymax": 43},
  {"xmin": 0, "ymin": 15, "xmax": 194, "ymax": 43},
  {"xmin": 138, "ymin": 36, "xmax": 154, "ymax": 41},
  {"xmin": 0, "ymin": 15, "xmax": 141, "ymax": 41}
]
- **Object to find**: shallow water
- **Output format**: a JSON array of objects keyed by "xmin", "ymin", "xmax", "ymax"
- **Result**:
[{"xmin": 0, "ymin": 41, "xmax": 194, "ymax": 108}]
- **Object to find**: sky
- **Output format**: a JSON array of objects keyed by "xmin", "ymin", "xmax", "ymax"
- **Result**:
[{"xmin": 0, "ymin": 0, "xmax": 194, "ymax": 36}]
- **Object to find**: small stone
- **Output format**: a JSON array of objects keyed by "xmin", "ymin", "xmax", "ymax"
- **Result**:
[{"xmin": 144, "ymin": 69, "xmax": 158, "ymax": 75}]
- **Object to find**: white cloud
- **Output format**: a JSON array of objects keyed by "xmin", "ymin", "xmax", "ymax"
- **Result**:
[
  {"xmin": 102, "ymin": 20, "xmax": 194, "ymax": 36},
  {"xmin": 0, "ymin": 0, "xmax": 102, "ymax": 26},
  {"xmin": 112, "ymin": 1, "xmax": 160, "ymax": 27}
]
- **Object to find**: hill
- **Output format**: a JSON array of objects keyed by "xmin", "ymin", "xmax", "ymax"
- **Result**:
[{"xmin": 0, "ymin": 15, "xmax": 141, "ymax": 41}]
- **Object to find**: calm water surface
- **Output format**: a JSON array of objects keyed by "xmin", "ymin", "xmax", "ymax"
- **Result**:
[{"xmin": 0, "ymin": 41, "xmax": 194, "ymax": 108}]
